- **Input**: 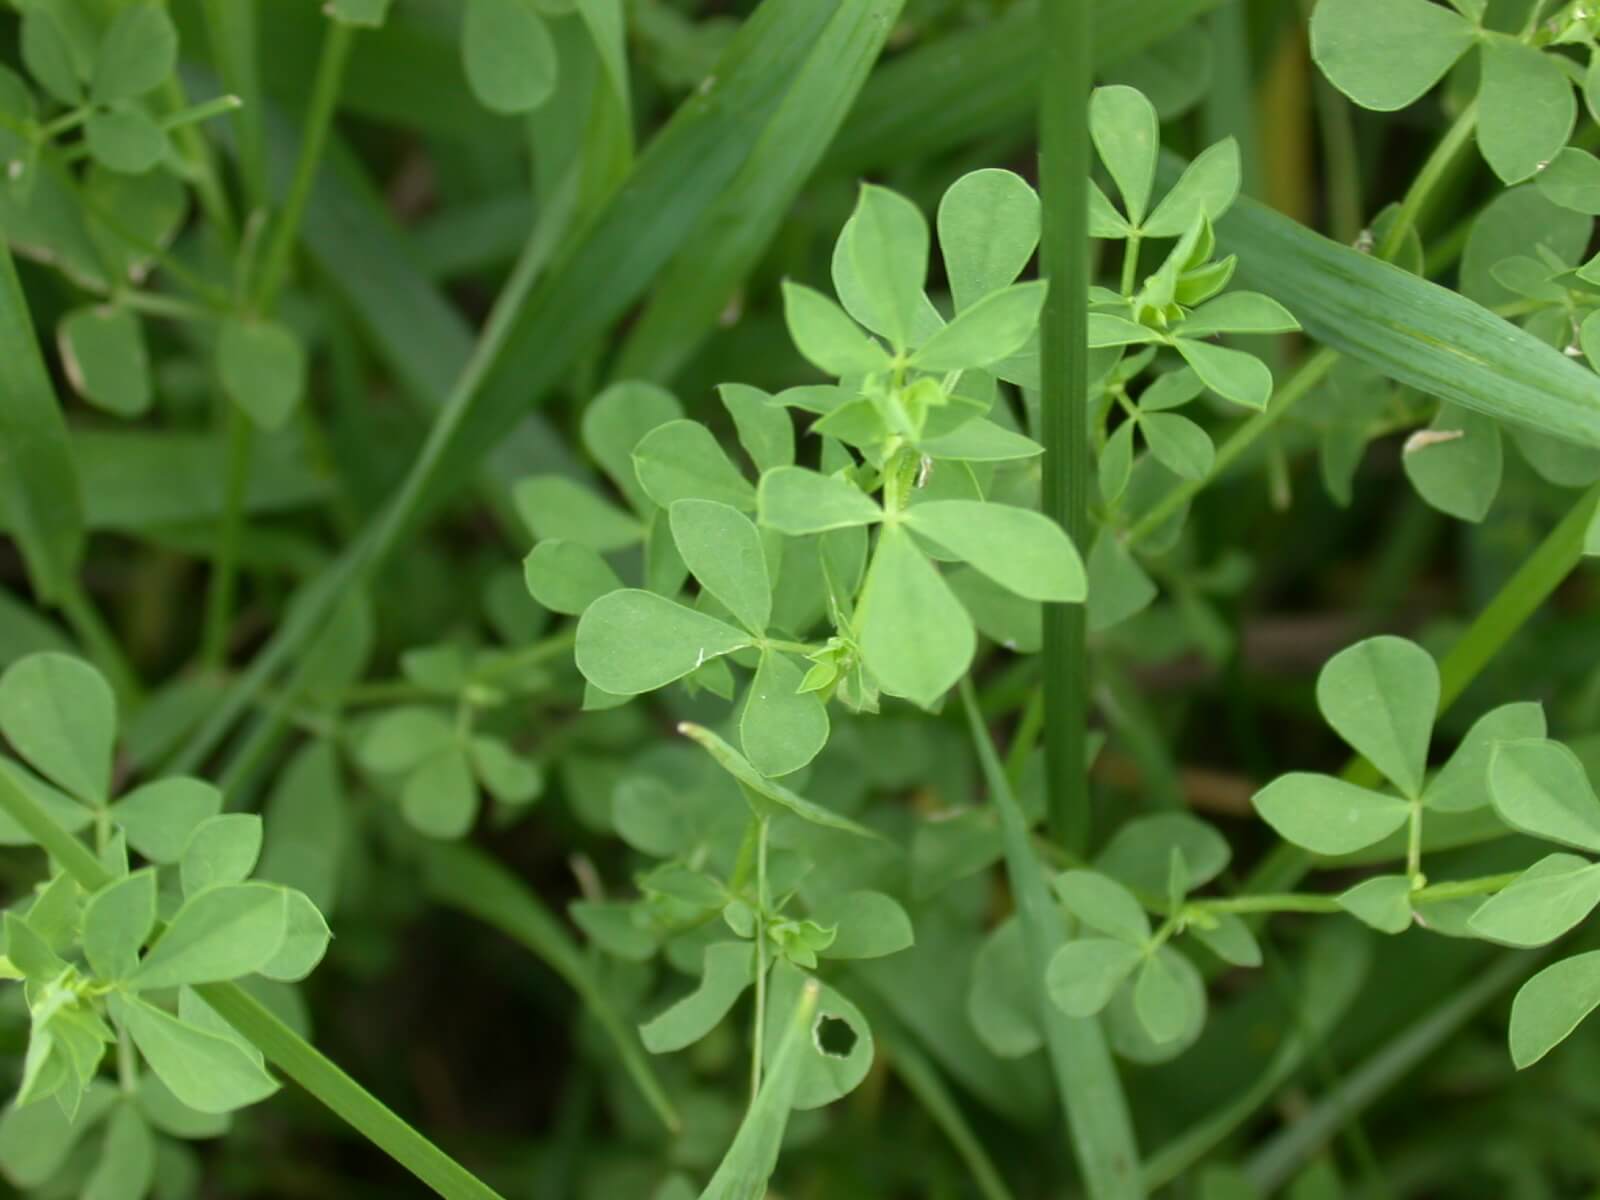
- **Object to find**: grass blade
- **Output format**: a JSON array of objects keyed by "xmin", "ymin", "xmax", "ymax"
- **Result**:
[
  {"xmin": 697, "ymin": 976, "xmax": 819, "ymax": 1200},
  {"xmin": 421, "ymin": 842, "xmax": 680, "ymax": 1134},
  {"xmin": 958, "ymin": 680, "xmax": 1143, "ymax": 1199},
  {"xmin": 0, "ymin": 242, "xmax": 84, "ymax": 605},
  {"xmin": 1198, "ymin": 167, "xmax": 1600, "ymax": 450},
  {"xmin": 827, "ymin": 0, "xmax": 1226, "ymax": 172},
  {"xmin": 613, "ymin": 0, "xmax": 905, "ymax": 383}
]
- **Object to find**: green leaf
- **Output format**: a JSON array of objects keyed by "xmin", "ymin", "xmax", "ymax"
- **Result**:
[
  {"xmin": 21, "ymin": 7, "xmax": 83, "ymax": 105},
  {"xmin": 1489, "ymin": 738, "xmax": 1600, "ymax": 854},
  {"xmin": 84, "ymin": 109, "xmax": 165, "ymax": 174},
  {"xmin": 575, "ymin": 589, "xmax": 753, "ymax": 695},
  {"xmin": 580, "ymin": 381, "xmax": 683, "ymax": 513},
  {"xmin": 1045, "ymin": 937, "xmax": 1144, "ymax": 1017},
  {"xmin": 1478, "ymin": 36, "xmax": 1574, "ymax": 185},
  {"xmin": 639, "ymin": 941, "xmax": 754, "ymax": 1053},
  {"xmin": 469, "ymin": 736, "xmax": 541, "ymax": 805},
  {"xmin": 1509, "ymin": 949, "xmax": 1600, "ymax": 1068},
  {"xmin": 216, "ymin": 318, "xmax": 306, "ymax": 431},
  {"xmin": 110, "ymin": 778, "xmax": 223, "ymax": 864},
  {"xmin": 762, "ymin": 961, "xmax": 874, "ymax": 1108},
  {"xmin": 131, "ymin": 884, "xmax": 289, "ymax": 990},
  {"xmin": 513, "ymin": 476, "xmax": 641, "ymax": 552},
  {"xmin": 1403, "ymin": 404, "xmax": 1503, "ymax": 523},
  {"xmin": 357, "ymin": 706, "xmax": 455, "ymax": 774},
  {"xmin": 781, "ymin": 281, "xmax": 890, "ymax": 376},
  {"xmin": 571, "ymin": 899, "xmax": 656, "ymax": 962},
  {"xmin": 1252, "ymin": 772, "xmax": 1412, "ymax": 855},
  {"xmin": 1133, "ymin": 948, "xmax": 1194, "ymax": 1044},
  {"xmin": 677, "ymin": 722, "xmax": 875, "ymax": 838},
  {"xmin": 845, "ymin": 184, "xmax": 929, "ymax": 351},
  {"xmin": 1087, "ymin": 528, "xmax": 1156, "ymax": 633},
  {"xmin": 1536, "ymin": 146, "xmax": 1600, "ymax": 215},
  {"xmin": 1336, "ymin": 873, "xmax": 1413, "ymax": 934},
  {"xmin": 82, "ymin": 1102, "xmax": 155, "ymax": 1200},
  {"xmin": 740, "ymin": 650, "xmax": 828, "ymax": 778},
  {"xmin": 0, "ymin": 652, "xmax": 115, "ymax": 804},
  {"xmin": 968, "ymin": 917, "xmax": 1042, "ymax": 1056},
  {"xmin": 92, "ymin": 4, "xmax": 177, "ymax": 102},
  {"xmin": 523, "ymin": 540, "xmax": 624, "ymax": 615},
  {"xmin": 327, "ymin": 0, "xmax": 394, "ymax": 26},
  {"xmin": 1188, "ymin": 913, "xmax": 1261, "ymax": 967},
  {"xmin": 1096, "ymin": 813, "xmax": 1231, "ymax": 894},
  {"xmin": 1173, "ymin": 337, "xmax": 1271, "ymax": 410},
  {"xmin": 670, "ymin": 499, "xmax": 772, "ymax": 635},
  {"xmin": 909, "ymin": 281, "xmax": 1047, "ymax": 372},
  {"xmin": 1316, "ymin": 636, "xmax": 1438, "ymax": 798},
  {"xmin": 857, "ymin": 525, "xmax": 974, "ymax": 707},
  {"xmin": 1424, "ymin": 701, "xmax": 1545, "ymax": 812},
  {"xmin": 902, "ymin": 500, "xmax": 1085, "ymax": 603},
  {"xmin": 83, "ymin": 870, "xmax": 157, "ymax": 981},
  {"xmin": 462, "ymin": 0, "xmax": 557, "ymax": 114},
  {"xmin": 0, "ymin": 243, "xmax": 84, "ymax": 604},
  {"xmin": 757, "ymin": 466, "xmax": 882, "ymax": 534},
  {"xmin": 256, "ymin": 742, "xmax": 344, "ymax": 913},
  {"xmin": 1052, "ymin": 871, "xmax": 1150, "ymax": 944},
  {"xmin": 633, "ymin": 420, "xmax": 757, "ymax": 512},
  {"xmin": 1090, "ymin": 85, "xmax": 1159, "ymax": 226},
  {"xmin": 1140, "ymin": 412, "xmax": 1214, "ymax": 481},
  {"xmin": 1143, "ymin": 139, "xmax": 1239, "ymax": 237},
  {"xmin": 937, "ymin": 168, "xmax": 1040, "ymax": 311},
  {"xmin": 0, "ymin": 1080, "xmax": 116, "ymax": 1187},
  {"xmin": 400, "ymin": 747, "xmax": 478, "ymax": 839},
  {"xmin": 719, "ymin": 384, "xmax": 795, "ymax": 474},
  {"xmin": 1180, "ymin": 291, "xmax": 1299, "ymax": 338},
  {"xmin": 256, "ymin": 890, "xmax": 332, "ymax": 983},
  {"xmin": 180, "ymin": 814, "xmax": 263, "ymax": 896},
  {"xmin": 1308, "ymin": 0, "xmax": 1474, "ymax": 111},
  {"xmin": 808, "ymin": 890, "xmax": 913, "ymax": 959},
  {"xmin": 1468, "ymin": 853, "xmax": 1600, "ymax": 947},
  {"xmin": 119, "ymin": 996, "xmax": 278, "ymax": 1114},
  {"xmin": 58, "ymin": 306, "xmax": 151, "ymax": 417}
]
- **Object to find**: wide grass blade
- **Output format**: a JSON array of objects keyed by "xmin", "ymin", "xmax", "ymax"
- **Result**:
[
  {"xmin": 421, "ymin": 842, "xmax": 680, "ymax": 1134},
  {"xmin": 697, "ymin": 977, "xmax": 819, "ymax": 1200},
  {"xmin": 958, "ymin": 680, "xmax": 1143, "ymax": 1200},
  {"xmin": 613, "ymin": 0, "xmax": 905, "ymax": 383},
  {"xmin": 0, "ymin": 243, "xmax": 84, "ymax": 605},
  {"xmin": 1197, "ymin": 167, "xmax": 1600, "ymax": 450},
  {"xmin": 828, "ymin": 0, "xmax": 1227, "ymax": 172}
]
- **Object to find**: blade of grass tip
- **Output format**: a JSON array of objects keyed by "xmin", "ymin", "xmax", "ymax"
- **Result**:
[
  {"xmin": 958, "ymin": 679, "xmax": 1144, "ymax": 1199},
  {"xmin": 172, "ymin": 0, "xmax": 842, "ymax": 775},
  {"xmin": 698, "ymin": 977, "xmax": 819, "ymax": 1200},
  {"xmin": 1039, "ymin": 0, "xmax": 1094, "ymax": 853},
  {"xmin": 827, "ymin": 0, "xmax": 1227, "ymax": 174},
  {"xmin": 871, "ymin": 1010, "xmax": 1020, "ymax": 1200},
  {"xmin": 420, "ymin": 842, "xmax": 680, "ymax": 1134},
  {"xmin": 1242, "ymin": 949, "xmax": 1545, "ymax": 1194},
  {"xmin": 0, "ymin": 770, "xmax": 509, "ymax": 1200},
  {"xmin": 612, "ymin": 0, "xmax": 905, "ymax": 384}
]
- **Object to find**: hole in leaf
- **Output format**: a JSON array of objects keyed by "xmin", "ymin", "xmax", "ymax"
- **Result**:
[{"xmin": 813, "ymin": 1013, "xmax": 856, "ymax": 1059}]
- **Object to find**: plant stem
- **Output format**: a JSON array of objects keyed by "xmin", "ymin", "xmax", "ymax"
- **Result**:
[
  {"xmin": 1376, "ymin": 99, "xmax": 1478, "ymax": 263},
  {"xmin": 1190, "ymin": 872, "xmax": 1516, "ymax": 919},
  {"xmin": 0, "ymin": 769, "xmax": 510, "ymax": 1200},
  {"xmin": 252, "ymin": 21, "xmax": 354, "ymax": 313},
  {"xmin": 1039, "ymin": 0, "xmax": 1094, "ymax": 852},
  {"xmin": 750, "ymin": 816, "xmax": 770, "ymax": 1107}
]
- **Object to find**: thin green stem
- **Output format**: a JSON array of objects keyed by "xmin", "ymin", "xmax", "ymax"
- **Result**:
[
  {"xmin": 1194, "ymin": 893, "xmax": 1343, "ymax": 916},
  {"xmin": 0, "ymin": 768, "xmax": 509, "ymax": 1200},
  {"xmin": 159, "ymin": 94, "xmax": 243, "ymax": 134},
  {"xmin": 201, "ymin": 406, "xmax": 254, "ymax": 669},
  {"xmin": 251, "ymin": 21, "xmax": 354, "ymax": 313},
  {"xmin": 1376, "ymin": 99, "xmax": 1478, "ymax": 263},
  {"xmin": 1039, "ymin": 0, "xmax": 1094, "ymax": 852},
  {"xmin": 159, "ymin": 76, "xmax": 237, "ymax": 243},
  {"xmin": 1405, "ymin": 800, "xmax": 1425, "ymax": 884},
  {"xmin": 1119, "ymin": 235, "xmax": 1141, "ymax": 297},
  {"xmin": 750, "ymin": 816, "xmax": 770, "ymax": 1107}
]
